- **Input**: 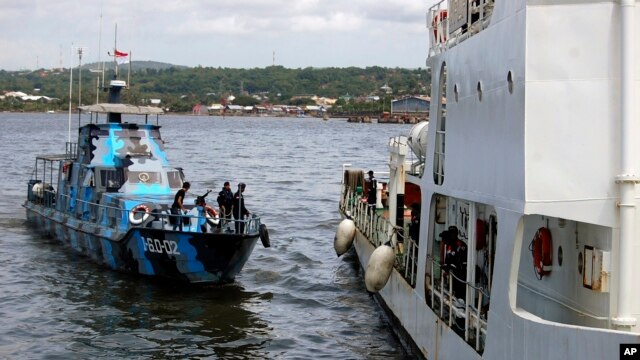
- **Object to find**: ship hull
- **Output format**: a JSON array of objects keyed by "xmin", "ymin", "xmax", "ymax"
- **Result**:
[{"xmin": 25, "ymin": 202, "xmax": 259, "ymax": 283}]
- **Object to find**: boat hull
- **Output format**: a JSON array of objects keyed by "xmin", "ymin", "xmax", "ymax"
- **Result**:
[{"xmin": 25, "ymin": 202, "xmax": 259, "ymax": 283}]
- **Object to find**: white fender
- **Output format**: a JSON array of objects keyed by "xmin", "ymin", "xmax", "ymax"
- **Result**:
[
  {"xmin": 334, "ymin": 219, "xmax": 356, "ymax": 256},
  {"xmin": 32, "ymin": 182, "xmax": 44, "ymax": 198},
  {"xmin": 365, "ymin": 243, "xmax": 395, "ymax": 292},
  {"xmin": 32, "ymin": 182, "xmax": 52, "ymax": 198}
]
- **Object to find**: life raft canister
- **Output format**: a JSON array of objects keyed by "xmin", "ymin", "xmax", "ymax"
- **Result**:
[
  {"xmin": 529, "ymin": 227, "xmax": 552, "ymax": 279},
  {"xmin": 432, "ymin": 9, "xmax": 448, "ymax": 43},
  {"xmin": 205, "ymin": 205, "xmax": 220, "ymax": 226},
  {"xmin": 129, "ymin": 204, "xmax": 151, "ymax": 225}
]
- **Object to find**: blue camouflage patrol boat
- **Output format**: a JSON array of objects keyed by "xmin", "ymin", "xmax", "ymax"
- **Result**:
[{"xmin": 24, "ymin": 79, "xmax": 270, "ymax": 283}]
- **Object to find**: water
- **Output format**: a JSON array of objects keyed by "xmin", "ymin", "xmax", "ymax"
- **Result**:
[{"xmin": 0, "ymin": 112, "xmax": 412, "ymax": 359}]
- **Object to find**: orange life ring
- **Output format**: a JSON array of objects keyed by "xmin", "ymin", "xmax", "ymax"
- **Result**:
[
  {"xmin": 129, "ymin": 204, "xmax": 151, "ymax": 225},
  {"xmin": 62, "ymin": 162, "xmax": 70, "ymax": 174},
  {"xmin": 432, "ymin": 9, "xmax": 448, "ymax": 43},
  {"xmin": 205, "ymin": 205, "xmax": 220, "ymax": 226},
  {"xmin": 529, "ymin": 227, "xmax": 552, "ymax": 279}
]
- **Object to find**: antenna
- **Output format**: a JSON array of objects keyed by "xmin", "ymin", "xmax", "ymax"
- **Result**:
[
  {"xmin": 76, "ymin": 47, "xmax": 88, "ymax": 106},
  {"xmin": 97, "ymin": 7, "xmax": 103, "ymax": 104},
  {"xmin": 68, "ymin": 44, "xmax": 74, "ymax": 144},
  {"xmin": 273, "ymin": 50, "xmax": 275, "ymax": 66}
]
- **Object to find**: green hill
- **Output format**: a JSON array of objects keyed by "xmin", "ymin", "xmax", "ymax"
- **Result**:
[{"xmin": 0, "ymin": 63, "xmax": 430, "ymax": 113}]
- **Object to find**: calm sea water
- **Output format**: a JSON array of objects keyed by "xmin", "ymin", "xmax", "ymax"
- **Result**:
[{"xmin": 0, "ymin": 112, "xmax": 413, "ymax": 359}]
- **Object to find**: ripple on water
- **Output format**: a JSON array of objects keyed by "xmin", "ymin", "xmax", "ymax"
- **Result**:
[{"xmin": 0, "ymin": 114, "xmax": 412, "ymax": 359}]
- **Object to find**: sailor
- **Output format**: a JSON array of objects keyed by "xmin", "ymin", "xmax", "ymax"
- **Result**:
[
  {"xmin": 365, "ymin": 170, "xmax": 377, "ymax": 212},
  {"xmin": 409, "ymin": 203, "xmax": 421, "ymax": 244},
  {"xmin": 233, "ymin": 183, "xmax": 250, "ymax": 234},
  {"xmin": 441, "ymin": 226, "xmax": 467, "ymax": 299},
  {"xmin": 217, "ymin": 181, "xmax": 234, "ymax": 229},
  {"xmin": 171, "ymin": 181, "xmax": 190, "ymax": 231}
]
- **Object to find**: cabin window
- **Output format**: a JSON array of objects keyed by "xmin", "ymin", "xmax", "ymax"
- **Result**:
[
  {"xmin": 433, "ymin": 62, "xmax": 447, "ymax": 185},
  {"xmin": 99, "ymin": 168, "xmax": 124, "ymax": 192},
  {"xmin": 167, "ymin": 171, "xmax": 183, "ymax": 189}
]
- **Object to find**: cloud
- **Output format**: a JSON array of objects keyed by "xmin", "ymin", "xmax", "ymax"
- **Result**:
[
  {"xmin": 290, "ymin": 12, "xmax": 364, "ymax": 33},
  {"xmin": 0, "ymin": 0, "xmax": 438, "ymax": 70}
]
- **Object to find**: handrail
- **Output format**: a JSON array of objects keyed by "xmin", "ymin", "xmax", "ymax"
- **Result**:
[
  {"xmin": 426, "ymin": 254, "xmax": 488, "ymax": 352},
  {"xmin": 427, "ymin": 0, "xmax": 495, "ymax": 56},
  {"xmin": 29, "ymin": 188, "xmax": 261, "ymax": 235}
]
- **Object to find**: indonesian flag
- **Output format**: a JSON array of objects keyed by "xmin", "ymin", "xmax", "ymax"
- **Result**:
[{"xmin": 115, "ymin": 50, "xmax": 129, "ymax": 65}]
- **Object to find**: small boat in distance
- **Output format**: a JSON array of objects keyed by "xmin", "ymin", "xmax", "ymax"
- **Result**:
[{"xmin": 24, "ymin": 78, "xmax": 270, "ymax": 283}]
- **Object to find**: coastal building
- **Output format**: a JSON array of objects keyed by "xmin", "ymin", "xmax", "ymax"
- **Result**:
[{"xmin": 390, "ymin": 96, "xmax": 431, "ymax": 114}]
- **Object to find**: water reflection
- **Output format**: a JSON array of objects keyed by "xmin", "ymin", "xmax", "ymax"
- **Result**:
[{"xmin": 1, "ymin": 113, "xmax": 412, "ymax": 359}]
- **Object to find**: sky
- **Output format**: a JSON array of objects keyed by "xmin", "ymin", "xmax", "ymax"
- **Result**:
[{"xmin": 0, "ymin": 0, "xmax": 438, "ymax": 71}]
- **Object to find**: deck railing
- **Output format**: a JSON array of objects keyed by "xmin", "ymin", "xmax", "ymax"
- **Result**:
[
  {"xmin": 427, "ymin": 0, "xmax": 495, "ymax": 56},
  {"xmin": 339, "ymin": 184, "xmax": 420, "ymax": 287},
  {"xmin": 426, "ymin": 255, "xmax": 489, "ymax": 353},
  {"xmin": 29, "ymin": 188, "xmax": 261, "ymax": 235}
]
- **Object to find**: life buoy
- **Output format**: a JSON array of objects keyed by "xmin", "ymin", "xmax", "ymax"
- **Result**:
[
  {"xmin": 529, "ymin": 227, "xmax": 552, "ymax": 279},
  {"xmin": 205, "ymin": 205, "xmax": 220, "ymax": 226},
  {"xmin": 129, "ymin": 204, "xmax": 151, "ymax": 225},
  {"xmin": 432, "ymin": 9, "xmax": 448, "ymax": 43},
  {"xmin": 62, "ymin": 162, "xmax": 70, "ymax": 174},
  {"xmin": 259, "ymin": 223, "xmax": 270, "ymax": 248}
]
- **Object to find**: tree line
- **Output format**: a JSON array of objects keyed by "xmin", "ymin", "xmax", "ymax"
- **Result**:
[{"xmin": 0, "ymin": 64, "xmax": 431, "ymax": 113}]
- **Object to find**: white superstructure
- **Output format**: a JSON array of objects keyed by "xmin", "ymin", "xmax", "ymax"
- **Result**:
[{"xmin": 338, "ymin": 0, "xmax": 640, "ymax": 358}]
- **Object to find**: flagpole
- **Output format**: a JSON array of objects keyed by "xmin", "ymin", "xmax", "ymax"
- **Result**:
[
  {"xmin": 127, "ymin": 50, "xmax": 131, "ymax": 89},
  {"xmin": 67, "ymin": 44, "xmax": 74, "ymax": 144},
  {"xmin": 114, "ymin": 23, "xmax": 118, "ymax": 78}
]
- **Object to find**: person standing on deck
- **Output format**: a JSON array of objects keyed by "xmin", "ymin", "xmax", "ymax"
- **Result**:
[
  {"xmin": 366, "ymin": 170, "xmax": 377, "ymax": 213},
  {"xmin": 171, "ymin": 182, "xmax": 190, "ymax": 231},
  {"xmin": 217, "ymin": 181, "xmax": 234, "ymax": 229},
  {"xmin": 233, "ymin": 183, "xmax": 250, "ymax": 234}
]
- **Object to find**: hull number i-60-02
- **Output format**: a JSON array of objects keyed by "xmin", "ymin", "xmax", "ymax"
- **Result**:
[{"xmin": 142, "ymin": 237, "xmax": 181, "ymax": 255}]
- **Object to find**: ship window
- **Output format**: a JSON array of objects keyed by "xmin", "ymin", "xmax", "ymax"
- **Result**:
[
  {"xmin": 167, "ymin": 171, "xmax": 183, "ymax": 189},
  {"xmin": 99, "ymin": 168, "xmax": 124, "ymax": 192},
  {"xmin": 433, "ymin": 62, "xmax": 447, "ymax": 185}
]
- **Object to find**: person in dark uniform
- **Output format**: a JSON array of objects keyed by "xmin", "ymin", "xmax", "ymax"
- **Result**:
[
  {"xmin": 365, "ymin": 170, "xmax": 377, "ymax": 212},
  {"xmin": 440, "ymin": 226, "xmax": 467, "ymax": 299},
  {"xmin": 217, "ymin": 181, "xmax": 234, "ymax": 229},
  {"xmin": 409, "ymin": 203, "xmax": 421, "ymax": 244},
  {"xmin": 171, "ymin": 182, "xmax": 190, "ymax": 231},
  {"xmin": 233, "ymin": 183, "xmax": 250, "ymax": 234}
]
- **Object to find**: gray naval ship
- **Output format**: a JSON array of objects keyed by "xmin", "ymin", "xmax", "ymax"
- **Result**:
[{"xmin": 24, "ymin": 79, "xmax": 270, "ymax": 283}]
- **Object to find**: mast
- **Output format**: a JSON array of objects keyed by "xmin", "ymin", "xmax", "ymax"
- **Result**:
[
  {"xmin": 96, "ymin": 9, "xmax": 103, "ymax": 104},
  {"xmin": 67, "ymin": 44, "xmax": 74, "ymax": 144},
  {"xmin": 114, "ymin": 23, "xmax": 118, "ymax": 78}
]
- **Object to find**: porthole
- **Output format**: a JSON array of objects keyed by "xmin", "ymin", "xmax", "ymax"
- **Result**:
[
  {"xmin": 454, "ymin": 84, "xmax": 459, "ymax": 102},
  {"xmin": 558, "ymin": 246, "xmax": 563, "ymax": 267},
  {"xmin": 578, "ymin": 252, "xmax": 583, "ymax": 274},
  {"xmin": 477, "ymin": 81, "xmax": 483, "ymax": 101},
  {"xmin": 507, "ymin": 71, "xmax": 514, "ymax": 94}
]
